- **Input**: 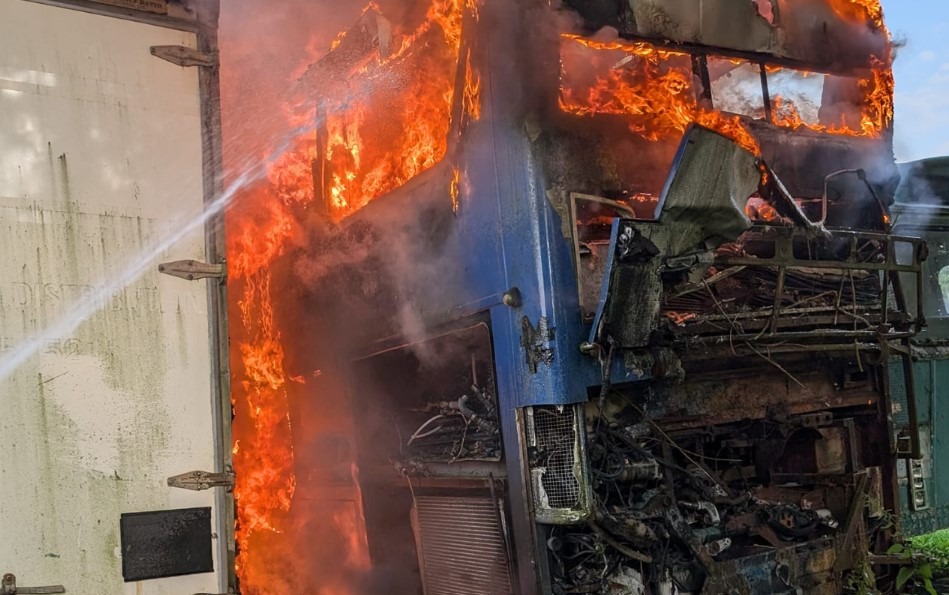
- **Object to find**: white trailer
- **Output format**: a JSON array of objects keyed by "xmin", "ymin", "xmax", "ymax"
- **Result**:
[{"xmin": 0, "ymin": 1, "xmax": 233, "ymax": 593}]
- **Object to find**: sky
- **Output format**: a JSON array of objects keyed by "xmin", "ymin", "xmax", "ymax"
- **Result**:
[{"xmin": 883, "ymin": 0, "xmax": 949, "ymax": 162}]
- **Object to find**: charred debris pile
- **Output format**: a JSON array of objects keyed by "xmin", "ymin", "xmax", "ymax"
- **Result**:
[{"xmin": 523, "ymin": 1, "xmax": 922, "ymax": 593}]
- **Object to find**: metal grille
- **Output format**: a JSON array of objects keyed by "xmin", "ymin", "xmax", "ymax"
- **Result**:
[
  {"xmin": 527, "ymin": 405, "xmax": 592, "ymax": 524},
  {"xmin": 414, "ymin": 495, "xmax": 514, "ymax": 595},
  {"xmin": 890, "ymin": 362, "xmax": 910, "ymax": 429},
  {"xmin": 533, "ymin": 407, "xmax": 582, "ymax": 508}
]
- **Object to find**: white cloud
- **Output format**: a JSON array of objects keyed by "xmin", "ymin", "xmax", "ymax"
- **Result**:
[{"xmin": 920, "ymin": 49, "xmax": 937, "ymax": 62}]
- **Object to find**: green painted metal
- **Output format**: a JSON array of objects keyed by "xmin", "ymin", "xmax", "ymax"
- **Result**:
[{"xmin": 891, "ymin": 157, "xmax": 949, "ymax": 536}]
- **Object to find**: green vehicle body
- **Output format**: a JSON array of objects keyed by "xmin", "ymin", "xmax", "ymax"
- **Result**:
[{"xmin": 891, "ymin": 157, "xmax": 949, "ymax": 535}]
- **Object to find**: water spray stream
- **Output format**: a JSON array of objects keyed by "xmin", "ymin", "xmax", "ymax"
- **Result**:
[{"xmin": 0, "ymin": 121, "xmax": 317, "ymax": 382}]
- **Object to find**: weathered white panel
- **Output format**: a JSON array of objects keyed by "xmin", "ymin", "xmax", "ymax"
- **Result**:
[{"xmin": 0, "ymin": 1, "xmax": 221, "ymax": 593}]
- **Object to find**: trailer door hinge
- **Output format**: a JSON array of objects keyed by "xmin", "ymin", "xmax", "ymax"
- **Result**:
[
  {"xmin": 1, "ymin": 574, "xmax": 65, "ymax": 594},
  {"xmin": 150, "ymin": 45, "xmax": 217, "ymax": 68},
  {"xmin": 167, "ymin": 468, "xmax": 235, "ymax": 491},
  {"xmin": 158, "ymin": 260, "xmax": 226, "ymax": 281}
]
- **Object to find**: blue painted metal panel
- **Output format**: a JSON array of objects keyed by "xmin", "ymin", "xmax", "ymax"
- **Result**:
[
  {"xmin": 445, "ymin": 16, "xmax": 647, "ymax": 409},
  {"xmin": 456, "ymin": 128, "xmax": 647, "ymax": 408},
  {"xmin": 445, "ymin": 6, "xmax": 608, "ymax": 592}
]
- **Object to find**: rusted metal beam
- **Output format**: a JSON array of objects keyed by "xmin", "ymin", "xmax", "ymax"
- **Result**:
[
  {"xmin": 716, "ymin": 256, "xmax": 920, "ymax": 274},
  {"xmin": 833, "ymin": 472, "xmax": 870, "ymax": 574},
  {"xmin": 614, "ymin": 31, "xmax": 877, "ymax": 78}
]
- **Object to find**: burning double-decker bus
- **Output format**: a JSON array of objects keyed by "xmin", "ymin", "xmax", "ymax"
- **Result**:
[{"xmin": 225, "ymin": 0, "xmax": 931, "ymax": 593}]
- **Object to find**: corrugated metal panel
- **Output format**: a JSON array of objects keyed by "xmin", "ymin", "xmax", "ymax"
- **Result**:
[{"xmin": 414, "ymin": 495, "xmax": 514, "ymax": 595}]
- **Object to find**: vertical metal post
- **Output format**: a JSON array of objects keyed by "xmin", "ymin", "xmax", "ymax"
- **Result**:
[
  {"xmin": 195, "ymin": 2, "xmax": 235, "ymax": 592},
  {"xmin": 314, "ymin": 100, "xmax": 331, "ymax": 218},
  {"xmin": 759, "ymin": 63, "xmax": 773, "ymax": 123},
  {"xmin": 770, "ymin": 266, "xmax": 786, "ymax": 335},
  {"xmin": 691, "ymin": 55, "xmax": 712, "ymax": 109}
]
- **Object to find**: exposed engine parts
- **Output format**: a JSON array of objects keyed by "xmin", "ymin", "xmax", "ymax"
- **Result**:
[
  {"xmin": 541, "ymin": 127, "xmax": 925, "ymax": 594},
  {"xmin": 352, "ymin": 323, "xmax": 504, "ymax": 469},
  {"xmin": 405, "ymin": 382, "xmax": 501, "ymax": 461},
  {"xmin": 544, "ymin": 403, "xmax": 883, "ymax": 595}
]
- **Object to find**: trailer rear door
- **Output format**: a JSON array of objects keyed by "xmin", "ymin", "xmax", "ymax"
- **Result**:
[{"xmin": 0, "ymin": 1, "xmax": 230, "ymax": 593}]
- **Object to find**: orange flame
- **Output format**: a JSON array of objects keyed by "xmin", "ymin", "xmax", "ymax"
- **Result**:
[
  {"xmin": 770, "ymin": 58, "xmax": 893, "ymax": 137},
  {"xmin": 234, "ymin": 270, "xmax": 297, "ymax": 538},
  {"xmin": 229, "ymin": 162, "xmax": 310, "ymax": 587},
  {"xmin": 227, "ymin": 136, "xmax": 325, "ymax": 592},
  {"xmin": 450, "ymin": 167, "xmax": 461, "ymax": 212},
  {"xmin": 745, "ymin": 197, "xmax": 780, "ymax": 222},
  {"xmin": 337, "ymin": 464, "xmax": 371, "ymax": 572},
  {"xmin": 229, "ymin": 1, "xmax": 473, "ymax": 592},
  {"xmin": 774, "ymin": 0, "xmax": 894, "ymax": 137},
  {"xmin": 559, "ymin": 2, "xmax": 894, "ymax": 152},
  {"xmin": 463, "ymin": 48, "xmax": 482, "ymax": 122},
  {"xmin": 321, "ymin": 0, "xmax": 472, "ymax": 221},
  {"xmin": 559, "ymin": 35, "xmax": 761, "ymax": 154},
  {"xmin": 827, "ymin": 0, "xmax": 885, "ymax": 29}
]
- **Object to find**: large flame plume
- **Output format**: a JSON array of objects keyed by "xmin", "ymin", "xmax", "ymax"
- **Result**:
[
  {"xmin": 320, "ymin": 0, "xmax": 477, "ymax": 220},
  {"xmin": 225, "ymin": 0, "xmax": 475, "ymax": 593}
]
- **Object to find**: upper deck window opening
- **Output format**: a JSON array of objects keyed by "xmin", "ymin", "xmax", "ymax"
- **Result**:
[
  {"xmin": 558, "ymin": 33, "xmax": 890, "ymax": 142},
  {"xmin": 767, "ymin": 66, "xmax": 825, "ymax": 127},
  {"xmin": 705, "ymin": 58, "xmax": 861, "ymax": 132},
  {"xmin": 313, "ymin": 2, "xmax": 467, "ymax": 221},
  {"xmin": 558, "ymin": 34, "xmax": 696, "ymax": 141},
  {"xmin": 707, "ymin": 57, "xmax": 767, "ymax": 121}
]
